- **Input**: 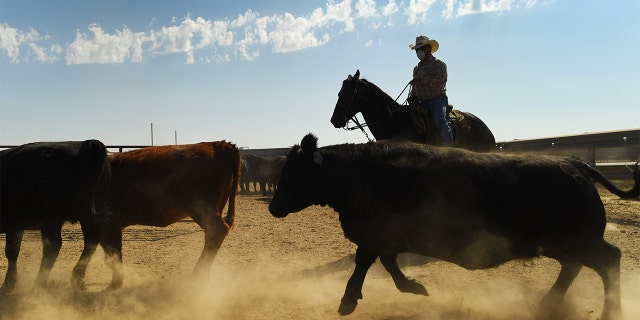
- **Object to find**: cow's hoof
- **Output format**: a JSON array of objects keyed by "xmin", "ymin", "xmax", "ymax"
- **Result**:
[
  {"xmin": 338, "ymin": 300, "xmax": 358, "ymax": 316},
  {"xmin": 70, "ymin": 277, "xmax": 86, "ymax": 291},
  {"xmin": 398, "ymin": 279, "xmax": 429, "ymax": 296},
  {"xmin": 106, "ymin": 280, "xmax": 123, "ymax": 291},
  {"xmin": 0, "ymin": 282, "xmax": 16, "ymax": 294}
]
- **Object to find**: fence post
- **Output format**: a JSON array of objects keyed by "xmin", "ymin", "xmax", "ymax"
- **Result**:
[{"xmin": 587, "ymin": 147, "xmax": 596, "ymax": 166}]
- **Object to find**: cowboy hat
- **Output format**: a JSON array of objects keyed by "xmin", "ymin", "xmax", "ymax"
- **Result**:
[{"xmin": 409, "ymin": 36, "xmax": 439, "ymax": 53}]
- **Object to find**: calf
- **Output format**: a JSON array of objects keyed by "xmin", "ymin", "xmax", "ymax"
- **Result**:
[
  {"xmin": 96, "ymin": 141, "xmax": 239, "ymax": 289},
  {"xmin": 269, "ymin": 134, "xmax": 639, "ymax": 320},
  {"xmin": 1, "ymin": 140, "xmax": 111, "ymax": 292}
]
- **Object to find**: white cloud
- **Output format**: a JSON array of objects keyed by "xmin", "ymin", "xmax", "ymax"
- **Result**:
[
  {"xmin": 457, "ymin": 0, "xmax": 514, "ymax": 16},
  {"xmin": 442, "ymin": 0, "xmax": 456, "ymax": 19},
  {"xmin": 29, "ymin": 42, "xmax": 61, "ymax": 62},
  {"xmin": 443, "ymin": 0, "xmax": 518, "ymax": 19},
  {"xmin": 1, "ymin": 0, "xmax": 539, "ymax": 64},
  {"xmin": 405, "ymin": 0, "xmax": 438, "ymax": 25},
  {"xmin": 356, "ymin": 0, "xmax": 378, "ymax": 18},
  {"xmin": 326, "ymin": 0, "xmax": 355, "ymax": 32},
  {"xmin": 148, "ymin": 15, "xmax": 233, "ymax": 63},
  {"xmin": 0, "ymin": 23, "xmax": 59, "ymax": 63},
  {"xmin": 383, "ymin": 0, "xmax": 399, "ymax": 16},
  {"xmin": 364, "ymin": 39, "xmax": 383, "ymax": 47},
  {"xmin": 267, "ymin": 12, "xmax": 330, "ymax": 53},
  {"xmin": 66, "ymin": 24, "xmax": 148, "ymax": 64},
  {"xmin": 247, "ymin": 0, "xmax": 354, "ymax": 54}
]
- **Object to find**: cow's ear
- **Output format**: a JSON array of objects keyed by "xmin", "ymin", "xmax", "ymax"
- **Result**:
[
  {"xmin": 354, "ymin": 70, "xmax": 360, "ymax": 81},
  {"xmin": 301, "ymin": 133, "xmax": 318, "ymax": 153}
]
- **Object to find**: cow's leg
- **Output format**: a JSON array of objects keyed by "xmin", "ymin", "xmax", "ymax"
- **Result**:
[
  {"xmin": 191, "ymin": 216, "xmax": 230, "ymax": 279},
  {"xmin": 260, "ymin": 181, "xmax": 267, "ymax": 196},
  {"xmin": 70, "ymin": 220, "xmax": 102, "ymax": 290},
  {"xmin": 379, "ymin": 253, "xmax": 428, "ymax": 296},
  {"xmin": 338, "ymin": 247, "xmax": 377, "ymax": 315},
  {"xmin": 35, "ymin": 222, "xmax": 64, "ymax": 288},
  {"xmin": 582, "ymin": 240, "xmax": 621, "ymax": 320},
  {"xmin": 539, "ymin": 258, "xmax": 582, "ymax": 310},
  {"xmin": 1, "ymin": 229, "xmax": 24, "ymax": 293},
  {"xmin": 542, "ymin": 237, "xmax": 621, "ymax": 320},
  {"xmin": 100, "ymin": 225, "xmax": 124, "ymax": 290}
]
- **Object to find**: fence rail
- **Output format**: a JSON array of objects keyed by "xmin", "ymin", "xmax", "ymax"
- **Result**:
[
  {"xmin": 495, "ymin": 129, "xmax": 639, "ymax": 179},
  {"xmin": 2, "ymin": 128, "xmax": 639, "ymax": 179},
  {"xmin": 0, "ymin": 145, "xmax": 151, "ymax": 153}
]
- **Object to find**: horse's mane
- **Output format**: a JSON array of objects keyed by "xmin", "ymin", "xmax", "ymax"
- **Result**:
[{"xmin": 358, "ymin": 79, "xmax": 403, "ymax": 113}]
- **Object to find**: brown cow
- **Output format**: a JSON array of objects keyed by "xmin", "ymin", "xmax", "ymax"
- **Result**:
[{"xmin": 98, "ymin": 141, "xmax": 239, "ymax": 289}]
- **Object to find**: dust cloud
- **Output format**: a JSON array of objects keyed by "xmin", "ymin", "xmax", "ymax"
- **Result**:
[
  {"xmin": 2, "ymin": 193, "xmax": 639, "ymax": 319},
  {"xmin": 2, "ymin": 255, "xmax": 640, "ymax": 320}
]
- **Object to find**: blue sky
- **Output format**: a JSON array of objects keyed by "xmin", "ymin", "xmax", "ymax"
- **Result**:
[{"xmin": 1, "ymin": 0, "xmax": 638, "ymax": 149}]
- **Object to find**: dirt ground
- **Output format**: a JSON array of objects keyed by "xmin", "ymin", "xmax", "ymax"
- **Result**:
[{"xmin": 1, "ymin": 189, "xmax": 639, "ymax": 320}]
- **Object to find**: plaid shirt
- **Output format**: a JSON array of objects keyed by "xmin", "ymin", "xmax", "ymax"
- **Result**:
[{"xmin": 411, "ymin": 55, "xmax": 447, "ymax": 100}]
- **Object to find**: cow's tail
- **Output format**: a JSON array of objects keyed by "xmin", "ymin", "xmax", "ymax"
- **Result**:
[
  {"xmin": 573, "ymin": 160, "xmax": 639, "ymax": 198},
  {"xmin": 224, "ymin": 146, "xmax": 240, "ymax": 229},
  {"xmin": 79, "ymin": 139, "xmax": 112, "ymax": 226}
]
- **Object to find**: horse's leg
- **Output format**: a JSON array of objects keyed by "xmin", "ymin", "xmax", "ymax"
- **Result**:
[
  {"xmin": 70, "ymin": 218, "xmax": 104, "ymax": 290},
  {"xmin": 379, "ymin": 253, "xmax": 428, "ymax": 296},
  {"xmin": 339, "ymin": 246, "xmax": 377, "ymax": 315},
  {"xmin": 35, "ymin": 222, "xmax": 64, "ymax": 288},
  {"xmin": 1, "ymin": 229, "xmax": 24, "ymax": 293}
]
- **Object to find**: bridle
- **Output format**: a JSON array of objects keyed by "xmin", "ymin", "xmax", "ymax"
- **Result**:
[
  {"xmin": 335, "ymin": 80, "xmax": 373, "ymax": 141},
  {"xmin": 335, "ymin": 79, "xmax": 412, "ymax": 143}
]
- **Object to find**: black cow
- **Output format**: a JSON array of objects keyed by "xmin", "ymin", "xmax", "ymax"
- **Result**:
[
  {"xmin": 1, "ymin": 140, "xmax": 111, "ymax": 292},
  {"xmin": 243, "ymin": 154, "xmax": 285, "ymax": 195},
  {"xmin": 269, "ymin": 134, "xmax": 639, "ymax": 320},
  {"xmin": 239, "ymin": 158, "xmax": 250, "ymax": 194},
  {"xmin": 262, "ymin": 155, "xmax": 286, "ymax": 194},
  {"xmin": 242, "ymin": 154, "xmax": 262, "ymax": 194}
]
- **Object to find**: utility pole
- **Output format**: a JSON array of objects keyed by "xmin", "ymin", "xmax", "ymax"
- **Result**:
[{"xmin": 150, "ymin": 123, "xmax": 154, "ymax": 146}]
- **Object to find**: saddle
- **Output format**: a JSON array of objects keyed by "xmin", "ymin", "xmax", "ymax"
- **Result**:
[{"xmin": 407, "ymin": 104, "xmax": 471, "ymax": 139}]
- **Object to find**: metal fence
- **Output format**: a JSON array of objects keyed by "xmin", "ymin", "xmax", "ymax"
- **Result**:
[
  {"xmin": 2, "ymin": 128, "xmax": 638, "ymax": 179},
  {"xmin": 495, "ymin": 129, "xmax": 639, "ymax": 179}
]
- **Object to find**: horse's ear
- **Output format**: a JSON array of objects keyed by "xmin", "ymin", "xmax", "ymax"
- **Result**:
[{"xmin": 354, "ymin": 70, "xmax": 360, "ymax": 81}]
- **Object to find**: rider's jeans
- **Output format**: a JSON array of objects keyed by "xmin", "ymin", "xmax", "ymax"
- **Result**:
[{"xmin": 422, "ymin": 95, "xmax": 453, "ymax": 147}]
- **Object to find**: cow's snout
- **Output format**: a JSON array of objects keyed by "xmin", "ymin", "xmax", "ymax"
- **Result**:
[{"xmin": 268, "ymin": 201, "xmax": 289, "ymax": 218}]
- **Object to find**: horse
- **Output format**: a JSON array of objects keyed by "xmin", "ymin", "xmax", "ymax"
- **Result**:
[{"xmin": 330, "ymin": 70, "xmax": 496, "ymax": 152}]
